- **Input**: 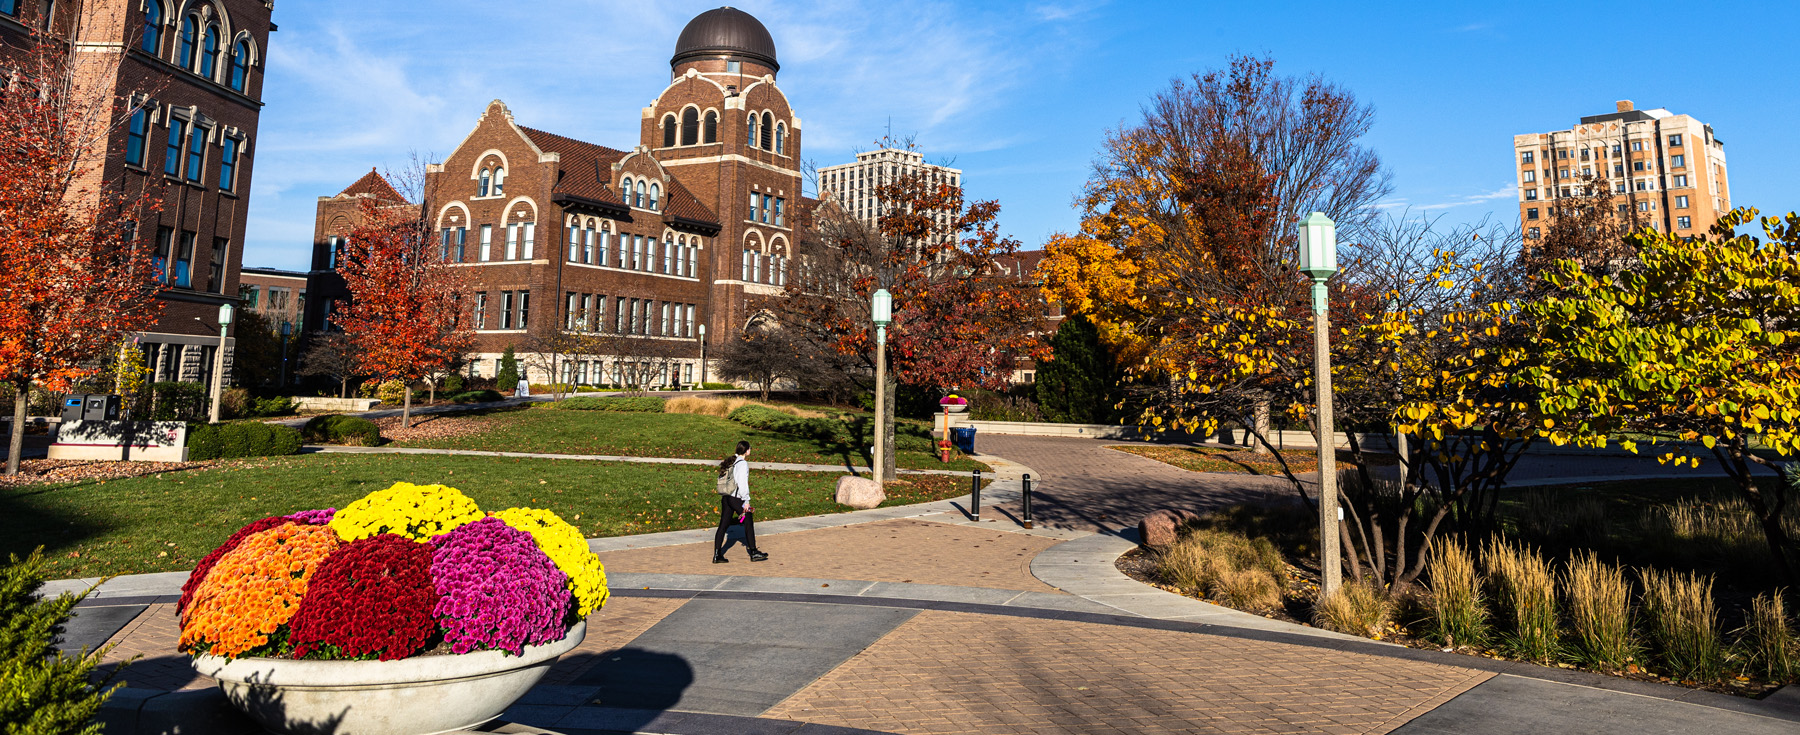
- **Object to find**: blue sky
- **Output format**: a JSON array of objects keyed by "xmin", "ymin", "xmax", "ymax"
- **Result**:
[{"xmin": 241, "ymin": 0, "xmax": 1800, "ymax": 270}]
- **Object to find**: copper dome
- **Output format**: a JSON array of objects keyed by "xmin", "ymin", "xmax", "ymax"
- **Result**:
[{"xmin": 671, "ymin": 7, "xmax": 778, "ymax": 72}]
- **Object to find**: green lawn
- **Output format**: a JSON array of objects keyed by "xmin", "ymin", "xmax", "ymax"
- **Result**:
[
  {"xmin": 392, "ymin": 406, "xmax": 988, "ymax": 472},
  {"xmin": 2, "ymin": 453, "xmax": 979, "ymax": 579}
]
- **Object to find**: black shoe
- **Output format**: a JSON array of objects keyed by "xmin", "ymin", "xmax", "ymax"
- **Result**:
[
  {"xmin": 748, "ymin": 550, "xmax": 769, "ymax": 562},
  {"xmin": 712, "ymin": 554, "xmax": 729, "ymax": 564}
]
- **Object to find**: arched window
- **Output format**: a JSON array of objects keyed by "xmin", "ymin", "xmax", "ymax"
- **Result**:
[
  {"xmin": 177, "ymin": 15, "xmax": 197, "ymax": 69},
  {"xmin": 492, "ymin": 167, "xmax": 506, "ymax": 196},
  {"xmin": 141, "ymin": 2, "xmax": 161, "ymax": 54},
  {"xmin": 680, "ymin": 107, "xmax": 699, "ymax": 146},
  {"xmin": 478, "ymin": 169, "xmax": 491, "ymax": 197},
  {"xmin": 200, "ymin": 23, "xmax": 219, "ymax": 79},
  {"xmin": 662, "ymin": 115, "xmax": 676, "ymax": 147},
  {"xmin": 620, "ymin": 176, "xmax": 632, "ymax": 204},
  {"xmin": 760, "ymin": 112, "xmax": 773, "ymax": 150},
  {"xmin": 635, "ymin": 180, "xmax": 646, "ymax": 209},
  {"xmin": 648, "ymin": 183, "xmax": 660, "ymax": 210},
  {"xmin": 703, "ymin": 111, "xmax": 718, "ymax": 143},
  {"xmin": 747, "ymin": 114, "xmax": 758, "ymax": 148},
  {"xmin": 775, "ymin": 123, "xmax": 786, "ymax": 155},
  {"xmin": 228, "ymin": 40, "xmax": 249, "ymax": 92}
]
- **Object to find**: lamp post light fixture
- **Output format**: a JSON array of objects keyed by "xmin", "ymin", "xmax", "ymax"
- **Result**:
[
  {"xmin": 208, "ymin": 303, "xmax": 234, "ymax": 424},
  {"xmin": 279, "ymin": 320, "xmax": 293, "ymax": 389},
  {"xmin": 871, "ymin": 289, "xmax": 893, "ymax": 482},
  {"xmin": 697, "ymin": 323, "xmax": 707, "ymax": 389},
  {"xmin": 1297, "ymin": 212, "xmax": 1342, "ymax": 597}
]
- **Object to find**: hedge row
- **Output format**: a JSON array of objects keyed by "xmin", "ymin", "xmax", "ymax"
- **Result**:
[
  {"xmin": 301, "ymin": 414, "xmax": 382, "ymax": 446},
  {"xmin": 555, "ymin": 396, "xmax": 666, "ymax": 412},
  {"xmin": 186, "ymin": 422, "xmax": 304, "ymax": 460}
]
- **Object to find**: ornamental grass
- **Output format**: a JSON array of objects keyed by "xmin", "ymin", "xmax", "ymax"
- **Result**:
[
  {"xmin": 1564, "ymin": 552, "xmax": 1638, "ymax": 670},
  {"xmin": 1425, "ymin": 537, "xmax": 1488, "ymax": 649},
  {"xmin": 1481, "ymin": 536, "xmax": 1559, "ymax": 663},
  {"xmin": 1739, "ymin": 590, "xmax": 1800, "ymax": 682}
]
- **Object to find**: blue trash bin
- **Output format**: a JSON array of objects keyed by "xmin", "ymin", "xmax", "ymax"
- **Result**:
[{"xmin": 950, "ymin": 427, "xmax": 977, "ymax": 454}]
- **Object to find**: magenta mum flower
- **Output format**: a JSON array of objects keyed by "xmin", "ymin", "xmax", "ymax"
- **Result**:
[
  {"xmin": 428, "ymin": 517, "xmax": 571, "ymax": 655},
  {"xmin": 287, "ymin": 508, "xmax": 337, "ymax": 525}
]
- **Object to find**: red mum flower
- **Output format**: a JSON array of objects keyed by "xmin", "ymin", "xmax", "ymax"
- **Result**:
[{"xmin": 289, "ymin": 534, "xmax": 440, "ymax": 661}]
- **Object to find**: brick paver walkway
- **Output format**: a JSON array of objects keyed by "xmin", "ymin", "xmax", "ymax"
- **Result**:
[
  {"xmin": 981, "ymin": 435, "xmax": 1303, "ymax": 532},
  {"xmin": 596, "ymin": 518, "xmax": 1064, "ymax": 593},
  {"xmin": 764, "ymin": 610, "xmax": 1491, "ymax": 734}
]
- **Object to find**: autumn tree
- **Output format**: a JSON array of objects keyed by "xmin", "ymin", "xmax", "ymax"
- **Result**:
[
  {"xmin": 332, "ymin": 187, "xmax": 472, "ymax": 427},
  {"xmin": 0, "ymin": 37, "xmax": 164, "ymax": 475},
  {"xmin": 1521, "ymin": 208, "xmax": 1800, "ymax": 581},
  {"xmin": 714, "ymin": 317, "xmax": 839, "ymax": 401},
  {"xmin": 297, "ymin": 332, "xmax": 359, "ymax": 398},
  {"xmin": 1512, "ymin": 173, "xmax": 1640, "ymax": 294},
  {"xmin": 780, "ymin": 140, "xmax": 1046, "ymax": 479}
]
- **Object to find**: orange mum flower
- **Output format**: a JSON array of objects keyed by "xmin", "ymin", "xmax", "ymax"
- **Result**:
[{"xmin": 179, "ymin": 523, "xmax": 340, "ymax": 658}]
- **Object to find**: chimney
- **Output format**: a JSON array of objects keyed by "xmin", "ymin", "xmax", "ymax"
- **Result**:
[{"xmin": 1616, "ymin": 100, "xmax": 1634, "ymax": 113}]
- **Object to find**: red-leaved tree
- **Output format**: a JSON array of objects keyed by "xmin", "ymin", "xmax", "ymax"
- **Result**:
[
  {"xmin": 1, "ymin": 36, "xmax": 165, "ymax": 475},
  {"xmin": 780, "ymin": 141, "xmax": 1046, "ymax": 479},
  {"xmin": 333, "ymin": 195, "xmax": 472, "ymax": 428}
]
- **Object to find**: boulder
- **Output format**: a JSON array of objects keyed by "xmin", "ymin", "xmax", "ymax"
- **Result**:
[
  {"xmin": 835, "ymin": 475, "xmax": 886, "ymax": 510},
  {"xmin": 1138, "ymin": 509, "xmax": 1198, "ymax": 552}
]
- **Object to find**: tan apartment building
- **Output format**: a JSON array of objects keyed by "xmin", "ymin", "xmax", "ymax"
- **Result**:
[{"xmin": 1514, "ymin": 101, "xmax": 1729, "ymax": 240}]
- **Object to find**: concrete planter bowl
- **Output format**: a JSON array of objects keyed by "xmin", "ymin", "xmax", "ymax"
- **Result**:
[
  {"xmin": 940, "ymin": 403, "xmax": 969, "ymax": 414},
  {"xmin": 190, "ymin": 621, "xmax": 585, "ymax": 735}
]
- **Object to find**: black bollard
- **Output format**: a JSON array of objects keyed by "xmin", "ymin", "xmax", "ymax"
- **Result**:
[
  {"xmin": 971, "ymin": 469, "xmax": 982, "ymax": 522},
  {"xmin": 1022, "ymin": 473, "xmax": 1033, "ymax": 529}
]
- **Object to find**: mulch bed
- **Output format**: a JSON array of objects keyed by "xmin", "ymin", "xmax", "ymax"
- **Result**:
[
  {"xmin": 372, "ymin": 414, "xmax": 493, "ymax": 444},
  {"xmin": 0, "ymin": 459, "xmax": 207, "ymax": 488}
]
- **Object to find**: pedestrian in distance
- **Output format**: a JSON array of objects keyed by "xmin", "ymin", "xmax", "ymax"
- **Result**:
[{"xmin": 714, "ymin": 440, "xmax": 768, "ymax": 563}]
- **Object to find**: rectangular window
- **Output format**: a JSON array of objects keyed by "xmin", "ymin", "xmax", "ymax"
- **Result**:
[
  {"xmin": 685, "ymin": 304, "xmax": 695, "ymax": 337},
  {"xmin": 1632, "ymin": 141, "xmax": 1643, "ymax": 152},
  {"xmin": 522, "ymin": 222, "xmax": 535, "ymax": 259},
  {"xmin": 688, "ymin": 247, "xmax": 697, "ymax": 277},
  {"xmin": 126, "ymin": 109, "xmax": 148, "ymax": 166},
  {"xmin": 1673, "ymin": 174, "xmax": 1689, "ymax": 187},
  {"xmin": 219, "ymin": 137, "xmax": 238, "ymax": 191},
  {"xmin": 327, "ymin": 236, "xmax": 340, "ymax": 269},
  {"xmin": 207, "ymin": 238, "xmax": 227, "ymax": 293},
  {"xmin": 661, "ymin": 302, "xmax": 671, "ymax": 335},
  {"xmin": 241, "ymin": 286, "xmax": 260, "ymax": 308},
  {"xmin": 580, "ymin": 294, "xmax": 592, "ymax": 331},
  {"xmin": 1638, "ymin": 201, "xmax": 1651, "ymax": 212},
  {"xmin": 1678, "ymin": 216, "xmax": 1692, "ymax": 229},
  {"xmin": 566, "ymin": 292, "xmax": 578, "ymax": 330},
  {"xmin": 569, "ymin": 225, "xmax": 580, "ymax": 262},
  {"xmin": 1526, "ymin": 208, "xmax": 1539, "ymax": 220},
  {"xmin": 753, "ymin": 252, "xmax": 762, "ymax": 283},
  {"xmin": 441, "ymin": 228, "xmax": 454, "ymax": 262},
  {"xmin": 185, "ymin": 124, "xmax": 205, "ymax": 182},
  {"xmin": 1676, "ymin": 195, "xmax": 1689, "ymax": 208},
  {"xmin": 267, "ymin": 288, "xmax": 289, "ymax": 312},
  {"xmin": 749, "ymin": 192, "xmax": 759, "ymax": 221},
  {"xmin": 518, "ymin": 291, "xmax": 530, "ymax": 329},
  {"xmin": 615, "ymin": 297, "xmax": 626, "ymax": 333},
  {"xmin": 741, "ymin": 249, "xmax": 752, "ymax": 281},
  {"xmin": 480, "ymin": 225, "xmax": 493, "ymax": 261},
  {"xmin": 505, "ymin": 224, "xmax": 519, "ymax": 260},
  {"xmin": 173, "ymin": 231, "xmax": 195, "ymax": 288},
  {"xmin": 1669, "ymin": 134, "xmax": 1683, "ymax": 146},
  {"xmin": 474, "ymin": 292, "xmax": 487, "ymax": 329},
  {"xmin": 663, "ymin": 240, "xmax": 673, "ymax": 273},
  {"xmin": 583, "ymin": 228, "xmax": 595, "ymax": 264},
  {"xmin": 1614, "ymin": 165, "xmax": 1624, "ymax": 177},
  {"xmin": 634, "ymin": 235, "xmax": 644, "ymax": 270},
  {"xmin": 1558, "ymin": 169, "xmax": 1569, "ymax": 180},
  {"xmin": 164, "ymin": 118, "xmax": 185, "ymax": 176},
  {"xmin": 1524, "ymin": 188, "xmax": 1538, "ymax": 201},
  {"xmin": 617, "ymin": 232, "xmax": 628, "ymax": 267},
  {"xmin": 154, "ymin": 226, "xmax": 173, "ymax": 282},
  {"xmin": 1528, "ymin": 227, "xmax": 1540, "ymax": 238},
  {"xmin": 456, "ymin": 227, "xmax": 466, "ymax": 262},
  {"xmin": 1671, "ymin": 154, "xmax": 1685, "ymax": 168},
  {"xmin": 1558, "ymin": 149, "xmax": 1568, "ymax": 159},
  {"xmin": 1615, "ymin": 183, "xmax": 1626, "ymax": 193},
  {"xmin": 1612, "ymin": 145, "xmax": 1622, "ymax": 157},
  {"xmin": 1634, "ymin": 161, "xmax": 1645, "ymax": 171},
  {"xmin": 500, "ymin": 291, "xmax": 514, "ymax": 329},
  {"xmin": 774, "ymin": 198, "xmax": 784, "ymax": 226},
  {"xmin": 760, "ymin": 196, "xmax": 770, "ymax": 223},
  {"xmin": 1582, "ymin": 167, "xmax": 1591, "ymax": 177},
  {"xmin": 1520, "ymin": 151, "xmax": 1534, "ymax": 163},
  {"xmin": 629, "ymin": 299, "xmax": 640, "ymax": 334}
]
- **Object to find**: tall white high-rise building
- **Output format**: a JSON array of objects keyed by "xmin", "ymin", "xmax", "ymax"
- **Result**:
[{"xmin": 818, "ymin": 149, "xmax": 962, "ymax": 227}]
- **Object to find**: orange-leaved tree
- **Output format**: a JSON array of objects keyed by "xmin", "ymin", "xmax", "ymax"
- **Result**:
[
  {"xmin": 1, "ymin": 36, "xmax": 165, "ymax": 475},
  {"xmin": 332, "ymin": 195, "xmax": 472, "ymax": 429}
]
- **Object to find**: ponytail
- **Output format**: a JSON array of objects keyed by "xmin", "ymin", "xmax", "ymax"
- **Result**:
[{"xmin": 717, "ymin": 440, "xmax": 751, "ymax": 476}]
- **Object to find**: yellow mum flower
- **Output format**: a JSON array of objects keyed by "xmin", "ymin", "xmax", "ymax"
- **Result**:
[
  {"xmin": 329, "ymin": 482, "xmax": 484, "ymax": 542},
  {"xmin": 490, "ymin": 507, "xmax": 610, "ymax": 616}
]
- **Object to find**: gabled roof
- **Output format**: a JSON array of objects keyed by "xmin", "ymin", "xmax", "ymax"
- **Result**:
[
  {"xmin": 519, "ymin": 126, "xmax": 720, "ymax": 230},
  {"xmin": 339, "ymin": 167, "xmax": 407, "ymax": 203}
]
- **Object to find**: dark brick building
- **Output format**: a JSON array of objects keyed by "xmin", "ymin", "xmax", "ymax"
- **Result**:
[
  {"xmin": 1, "ymin": 0, "xmax": 274, "ymax": 387},
  {"xmin": 313, "ymin": 7, "xmax": 804, "ymax": 386}
]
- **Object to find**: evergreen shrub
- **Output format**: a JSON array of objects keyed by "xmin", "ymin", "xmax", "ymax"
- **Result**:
[
  {"xmin": 301, "ymin": 415, "xmax": 382, "ymax": 446},
  {"xmin": 450, "ymin": 390, "xmax": 505, "ymax": 404},
  {"xmin": 186, "ymin": 422, "xmax": 304, "ymax": 460},
  {"xmin": 1, "ymin": 549, "xmax": 120, "ymax": 734}
]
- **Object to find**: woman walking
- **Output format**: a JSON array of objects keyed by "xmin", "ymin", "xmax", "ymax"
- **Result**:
[{"xmin": 715, "ymin": 440, "xmax": 769, "ymax": 563}]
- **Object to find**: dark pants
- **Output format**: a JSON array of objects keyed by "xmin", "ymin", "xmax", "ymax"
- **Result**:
[{"xmin": 715, "ymin": 495, "xmax": 756, "ymax": 555}]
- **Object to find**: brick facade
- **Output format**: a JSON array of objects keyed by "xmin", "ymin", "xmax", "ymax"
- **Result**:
[
  {"xmin": 311, "ymin": 8, "xmax": 807, "ymax": 387},
  {"xmin": 1, "ymin": 0, "xmax": 274, "ymax": 386}
]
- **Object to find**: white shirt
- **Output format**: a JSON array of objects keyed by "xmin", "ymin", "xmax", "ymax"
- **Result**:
[{"xmin": 730, "ymin": 456, "xmax": 751, "ymax": 507}]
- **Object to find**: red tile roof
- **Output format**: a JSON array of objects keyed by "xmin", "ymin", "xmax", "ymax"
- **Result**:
[
  {"xmin": 339, "ymin": 168, "xmax": 407, "ymax": 203},
  {"xmin": 519, "ymin": 127, "xmax": 719, "ymax": 228}
]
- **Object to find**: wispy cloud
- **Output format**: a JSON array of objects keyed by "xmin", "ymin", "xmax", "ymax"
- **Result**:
[{"xmin": 1380, "ymin": 185, "xmax": 1517, "ymax": 212}]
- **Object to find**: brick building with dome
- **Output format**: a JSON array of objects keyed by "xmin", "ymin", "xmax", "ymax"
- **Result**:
[{"xmin": 307, "ymin": 7, "xmax": 807, "ymax": 387}]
